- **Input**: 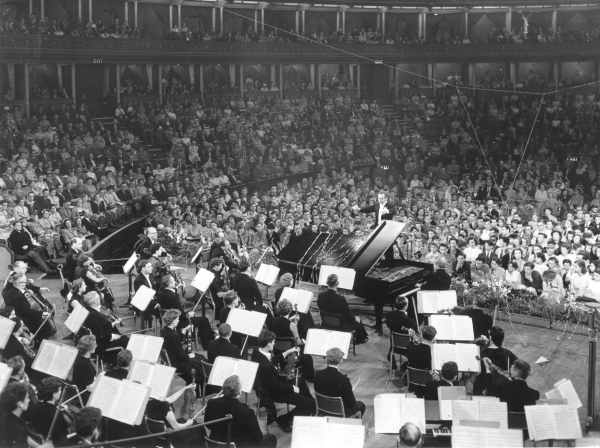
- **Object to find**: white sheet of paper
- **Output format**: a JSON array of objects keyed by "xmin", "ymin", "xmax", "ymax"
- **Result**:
[
  {"xmin": 32, "ymin": 340, "xmax": 78, "ymax": 380},
  {"xmin": 401, "ymin": 398, "xmax": 426, "ymax": 434},
  {"xmin": 452, "ymin": 425, "xmax": 523, "ymax": 448},
  {"xmin": 0, "ymin": 363, "xmax": 12, "ymax": 393},
  {"xmin": 525, "ymin": 405, "xmax": 557, "ymax": 441},
  {"xmin": 126, "ymin": 334, "xmax": 164, "ymax": 363},
  {"xmin": 304, "ymin": 329, "xmax": 351, "ymax": 359},
  {"xmin": 255, "ymin": 264, "xmax": 280, "ymax": 286},
  {"xmin": 374, "ymin": 394, "xmax": 403, "ymax": 434},
  {"xmin": 123, "ymin": 252, "xmax": 138, "ymax": 273},
  {"xmin": 318, "ymin": 265, "xmax": 356, "ymax": 290},
  {"xmin": 190, "ymin": 268, "xmax": 215, "ymax": 293},
  {"xmin": 208, "ymin": 356, "xmax": 258, "ymax": 393},
  {"xmin": 478, "ymin": 401, "xmax": 508, "ymax": 429},
  {"xmin": 128, "ymin": 361, "xmax": 175, "ymax": 400},
  {"xmin": 280, "ymin": 288, "xmax": 314, "ymax": 314},
  {"xmin": 226, "ymin": 308, "xmax": 267, "ymax": 337},
  {"xmin": 417, "ymin": 290, "xmax": 458, "ymax": 314},
  {"xmin": 65, "ymin": 301, "xmax": 89, "ymax": 334},
  {"xmin": 428, "ymin": 315, "xmax": 474, "ymax": 341},
  {"xmin": 433, "ymin": 344, "xmax": 480, "ymax": 372},
  {"xmin": 0, "ymin": 316, "xmax": 16, "ymax": 349},
  {"xmin": 130, "ymin": 285, "xmax": 156, "ymax": 312},
  {"xmin": 549, "ymin": 379, "xmax": 583, "ymax": 410}
]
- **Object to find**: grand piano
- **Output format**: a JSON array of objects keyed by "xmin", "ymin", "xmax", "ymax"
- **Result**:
[{"xmin": 277, "ymin": 220, "xmax": 433, "ymax": 331}]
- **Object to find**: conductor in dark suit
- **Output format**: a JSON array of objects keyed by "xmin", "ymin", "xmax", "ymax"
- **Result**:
[
  {"xmin": 424, "ymin": 361, "xmax": 459, "ymax": 400},
  {"xmin": 65, "ymin": 237, "xmax": 84, "ymax": 282},
  {"xmin": 317, "ymin": 274, "xmax": 368, "ymax": 343},
  {"xmin": 205, "ymin": 375, "xmax": 277, "ymax": 448},
  {"xmin": 231, "ymin": 261, "xmax": 263, "ymax": 311},
  {"xmin": 314, "ymin": 347, "xmax": 365, "ymax": 418},
  {"xmin": 207, "ymin": 323, "xmax": 241, "ymax": 364},
  {"xmin": 356, "ymin": 191, "xmax": 396, "ymax": 260},
  {"xmin": 386, "ymin": 297, "xmax": 418, "ymax": 370},
  {"xmin": 251, "ymin": 330, "xmax": 314, "ymax": 432},
  {"xmin": 491, "ymin": 359, "xmax": 540, "ymax": 412},
  {"xmin": 419, "ymin": 258, "xmax": 452, "ymax": 291},
  {"xmin": 406, "ymin": 325, "xmax": 437, "ymax": 397},
  {"xmin": 133, "ymin": 259, "xmax": 160, "ymax": 325}
]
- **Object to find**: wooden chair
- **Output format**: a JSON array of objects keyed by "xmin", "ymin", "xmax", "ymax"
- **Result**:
[
  {"xmin": 145, "ymin": 416, "xmax": 169, "ymax": 448},
  {"xmin": 204, "ymin": 437, "xmax": 236, "ymax": 448},
  {"xmin": 389, "ymin": 331, "xmax": 411, "ymax": 380},
  {"xmin": 315, "ymin": 392, "xmax": 362, "ymax": 419},
  {"xmin": 406, "ymin": 367, "xmax": 433, "ymax": 397},
  {"xmin": 319, "ymin": 310, "xmax": 356, "ymax": 356}
]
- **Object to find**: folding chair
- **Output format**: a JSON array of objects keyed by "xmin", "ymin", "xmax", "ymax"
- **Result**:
[
  {"xmin": 319, "ymin": 310, "xmax": 356, "ymax": 356},
  {"xmin": 315, "ymin": 392, "xmax": 362, "ymax": 419},
  {"xmin": 146, "ymin": 416, "xmax": 169, "ymax": 448},
  {"xmin": 389, "ymin": 331, "xmax": 411, "ymax": 380},
  {"xmin": 204, "ymin": 438, "xmax": 236, "ymax": 448},
  {"xmin": 406, "ymin": 367, "xmax": 433, "ymax": 398}
]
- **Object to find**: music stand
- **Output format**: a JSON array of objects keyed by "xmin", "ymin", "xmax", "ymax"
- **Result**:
[{"xmin": 581, "ymin": 301, "xmax": 600, "ymax": 431}]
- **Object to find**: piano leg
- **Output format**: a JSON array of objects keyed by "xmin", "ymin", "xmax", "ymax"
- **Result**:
[{"xmin": 374, "ymin": 302, "xmax": 383, "ymax": 335}]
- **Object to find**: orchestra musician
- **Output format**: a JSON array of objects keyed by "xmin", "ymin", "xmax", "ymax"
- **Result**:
[
  {"xmin": 136, "ymin": 226, "xmax": 159, "ymax": 260},
  {"xmin": 207, "ymin": 324, "xmax": 241, "ymax": 364},
  {"xmin": 56, "ymin": 407, "xmax": 103, "ymax": 447},
  {"xmin": 386, "ymin": 297, "xmax": 418, "ymax": 370},
  {"xmin": 219, "ymin": 292, "xmax": 246, "ymax": 350},
  {"xmin": 455, "ymin": 296, "xmax": 493, "ymax": 339},
  {"xmin": 488, "ymin": 358, "xmax": 540, "ymax": 412},
  {"xmin": 160, "ymin": 309, "xmax": 208, "ymax": 398},
  {"xmin": 231, "ymin": 261, "xmax": 264, "ymax": 311},
  {"xmin": 0, "ymin": 382, "xmax": 52, "ymax": 448},
  {"xmin": 64, "ymin": 236, "xmax": 84, "ymax": 282},
  {"xmin": 67, "ymin": 279, "xmax": 87, "ymax": 314},
  {"xmin": 210, "ymin": 239, "xmax": 240, "ymax": 271},
  {"xmin": 75, "ymin": 253, "xmax": 115, "ymax": 310},
  {"xmin": 405, "ymin": 325, "xmax": 437, "ymax": 397},
  {"xmin": 251, "ymin": 330, "xmax": 314, "ymax": 433},
  {"xmin": 148, "ymin": 243, "xmax": 186, "ymax": 286},
  {"xmin": 314, "ymin": 347, "xmax": 365, "ymax": 419},
  {"xmin": 3, "ymin": 261, "xmax": 50, "ymax": 297},
  {"xmin": 265, "ymin": 223, "xmax": 280, "ymax": 255},
  {"xmin": 0, "ymin": 316, "xmax": 38, "ymax": 381},
  {"xmin": 105, "ymin": 350, "xmax": 133, "ymax": 380},
  {"xmin": 156, "ymin": 275, "xmax": 215, "ymax": 349},
  {"xmin": 5, "ymin": 274, "xmax": 54, "ymax": 345},
  {"xmin": 72, "ymin": 335, "xmax": 98, "ymax": 404},
  {"xmin": 133, "ymin": 259, "xmax": 160, "ymax": 327},
  {"xmin": 474, "ymin": 326, "xmax": 518, "ymax": 396},
  {"xmin": 5, "ymin": 356, "xmax": 38, "ymax": 421},
  {"xmin": 27, "ymin": 377, "xmax": 70, "ymax": 443},
  {"xmin": 316, "ymin": 274, "xmax": 368, "ymax": 344},
  {"xmin": 398, "ymin": 423, "xmax": 422, "ymax": 448},
  {"xmin": 80, "ymin": 291, "xmax": 128, "ymax": 359},
  {"xmin": 207, "ymin": 258, "xmax": 227, "ymax": 323},
  {"xmin": 424, "ymin": 361, "xmax": 459, "ymax": 400},
  {"xmin": 272, "ymin": 299, "xmax": 314, "ymax": 382},
  {"xmin": 273, "ymin": 273, "xmax": 315, "ymax": 339}
]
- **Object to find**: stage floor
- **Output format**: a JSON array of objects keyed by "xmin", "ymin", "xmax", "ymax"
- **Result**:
[{"xmin": 28, "ymin": 265, "xmax": 599, "ymax": 447}]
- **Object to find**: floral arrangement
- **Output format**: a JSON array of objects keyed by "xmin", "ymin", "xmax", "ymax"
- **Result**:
[{"xmin": 452, "ymin": 277, "xmax": 590, "ymax": 328}]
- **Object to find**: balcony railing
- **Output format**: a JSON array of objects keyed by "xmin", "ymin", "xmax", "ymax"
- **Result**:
[{"xmin": 2, "ymin": 34, "xmax": 599, "ymax": 64}]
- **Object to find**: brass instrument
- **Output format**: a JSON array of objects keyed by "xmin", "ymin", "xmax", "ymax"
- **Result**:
[
  {"xmin": 476, "ymin": 355, "xmax": 512, "ymax": 381},
  {"xmin": 401, "ymin": 326, "xmax": 422, "ymax": 344}
]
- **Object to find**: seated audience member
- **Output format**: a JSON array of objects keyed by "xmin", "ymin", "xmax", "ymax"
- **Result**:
[
  {"xmin": 453, "ymin": 252, "xmax": 472, "ymax": 283},
  {"xmin": 386, "ymin": 297, "xmax": 418, "ymax": 370},
  {"xmin": 406, "ymin": 325, "xmax": 437, "ymax": 396},
  {"xmin": 56, "ymin": 407, "xmax": 103, "ymax": 446},
  {"xmin": 491, "ymin": 358, "xmax": 540, "ymax": 412},
  {"xmin": 470, "ymin": 255, "xmax": 490, "ymax": 284},
  {"xmin": 521, "ymin": 262, "xmax": 543, "ymax": 295},
  {"xmin": 105, "ymin": 349, "xmax": 133, "ymax": 380},
  {"xmin": 316, "ymin": 274, "xmax": 368, "ymax": 343},
  {"xmin": 424, "ymin": 361, "xmax": 459, "ymax": 400},
  {"xmin": 314, "ymin": 347, "xmax": 366, "ymax": 418},
  {"xmin": 398, "ymin": 422, "xmax": 422, "ymax": 447},
  {"xmin": 207, "ymin": 323, "xmax": 241, "ymax": 363},
  {"xmin": 251, "ymin": 330, "xmax": 314, "ymax": 432},
  {"xmin": 205, "ymin": 375, "xmax": 277, "ymax": 447}
]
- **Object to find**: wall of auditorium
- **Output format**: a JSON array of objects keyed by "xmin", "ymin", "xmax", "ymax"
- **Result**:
[
  {"xmin": 561, "ymin": 62, "xmax": 595, "ymax": 79},
  {"xmin": 516, "ymin": 62, "xmax": 551, "ymax": 80}
]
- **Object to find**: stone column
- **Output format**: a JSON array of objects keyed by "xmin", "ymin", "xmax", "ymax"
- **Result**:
[
  {"xmin": 78, "ymin": 0, "xmax": 81, "ymax": 20},
  {"xmin": 421, "ymin": 12, "xmax": 426, "ymax": 39},
  {"xmin": 302, "ymin": 10, "xmax": 305, "ymax": 34},
  {"xmin": 220, "ymin": 7, "xmax": 224, "ymax": 32},
  {"xmin": 41, "ymin": 0, "xmax": 44, "ymax": 20},
  {"xmin": 116, "ymin": 64, "xmax": 121, "ymax": 104},
  {"xmin": 29, "ymin": 0, "xmax": 33, "ymax": 14},
  {"xmin": 212, "ymin": 7, "xmax": 216, "ymax": 30},
  {"xmin": 24, "ymin": 64, "xmax": 30, "ymax": 119},
  {"xmin": 134, "ymin": 1, "xmax": 138, "ymax": 28},
  {"xmin": 429, "ymin": 63, "xmax": 435, "ymax": 93},
  {"xmin": 310, "ymin": 63, "xmax": 315, "ymax": 87},
  {"xmin": 261, "ymin": 9, "xmax": 264, "ymax": 33},
  {"xmin": 71, "ymin": 64, "xmax": 76, "ymax": 107},
  {"xmin": 189, "ymin": 64, "xmax": 195, "ymax": 88},
  {"xmin": 270, "ymin": 65, "xmax": 276, "ymax": 85},
  {"xmin": 552, "ymin": 9, "xmax": 557, "ymax": 33},
  {"xmin": 381, "ymin": 11, "xmax": 385, "ymax": 35},
  {"xmin": 376, "ymin": 12, "xmax": 381, "ymax": 30},
  {"xmin": 57, "ymin": 64, "xmax": 63, "ymax": 90},
  {"xmin": 506, "ymin": 7, "xmax": 512, "ymax": 33},
  {"xmin": 178, "ymin": 4, "xmax": 182, "ymax": 29},
  {"xmin": 464, "ymin": 10, "xmax": 468, "ymax": 38},
  {"xmin": 295, "ymin": 11, "xmax": 299, "ymax": 34},
  {"xmin": 88, "ymin": 0, "xmax": 92, "ymax": 23},
  {"xmin": 553, "ymin": 62, "xmax": 560, "ymax": 91},
  {"xmin": 255, "ymin": 10, "xmax": 258, "ymax": 33},
  {"xmin": 279, "ymin": 65, "xmax": 283, "ymax": 100},
  {"xmin": 342, "ymin": 11, "xmax": 345, "ymax": 33},
  {"xmin": 169, "ymin": 5, "xmax": 173, "ymax": 31},
  {"xmin": 240, "ymin": 65, "xmax": 244, "ymax": 100},
  {"xmin": 395, "ymin": 64, "xmax": 399, "ymax": 97},
  {"xmin": 336, "ymin": 12, "xmax": 340, "ymax": 31},
  {"xmin": 510, "ymin": 62, "xmax": 517, "ymax": 90},
  {"xmin": 357, "ymin": 64, "xmax": 360, "ymax": 97},
  {"xmin": 349, "ymin": 64, "xmax": 354, "ymax": 86},
  {"xmin": 199, "ymin": 65, "xmax": 204, "ymax": 94},
  {"xmin": 468, "ymin": 63, "xmax": 475, "ymax": 89},
  {"xmin": 158, "ymin": 64, "xmax": 163, "ymax": 103},
  {"xmin": 418, "ymin": 12, "xmax": 423, "ymax": 38},
  {"xmin": 124, "ymin": 2, "xmax": 128, "ymax": 23},
  {"xmin": 317, "ymin": 64, "xmax": 321, "ymax": 96}
]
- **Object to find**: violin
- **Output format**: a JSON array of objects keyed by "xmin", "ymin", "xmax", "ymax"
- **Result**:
[
  {"xmin": 179, "ymin": 368, "xmax": 196, "ymax": 419},
  {"xmin": 401, "ymin": 326, "xmax": 422, "ymax": 344}
]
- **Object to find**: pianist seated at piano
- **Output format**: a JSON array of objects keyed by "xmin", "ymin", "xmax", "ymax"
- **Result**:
[
  {"xmin": 386, "ymin": 297, "xmax": 418, "ymax": 370},
  {"xmin": 424, "ymin": 361, "xmax": 459, "ymax": 400},
  {"xmin": 418, "ymin": 258, "xmax": 451, "ymax": 291},
  {"xmin": 316, "ymin": 274, "xmax": 369, "ymax": 344},
  {"xmin": 406, "ymin": 325, "xmax": 437, "ymax": 397}
]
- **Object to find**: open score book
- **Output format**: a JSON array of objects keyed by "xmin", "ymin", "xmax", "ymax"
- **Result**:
[
  {"xmin": 32, "ymin": 340, "xmax": 78, "ymax": 380},
  {"xmin": 88, "ymin": 376, "xmax": 151, "ymax": 426},
  {"xmin": 127, "ymin": 360, "xmax": 176, "ymax": 400},
  {"xmin": 126, "ymin": 334, "xmax": 164, "ymax": 363}
]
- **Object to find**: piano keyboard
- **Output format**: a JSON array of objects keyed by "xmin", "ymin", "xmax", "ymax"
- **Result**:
[{"xmin": 432, "ymin": 428, "xmax": 451, "ymax": 437}]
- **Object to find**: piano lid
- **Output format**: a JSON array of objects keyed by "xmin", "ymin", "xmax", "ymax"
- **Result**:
[{"xmin": 345, "ymin": 220, "xmax": 406, "ymax": 276}]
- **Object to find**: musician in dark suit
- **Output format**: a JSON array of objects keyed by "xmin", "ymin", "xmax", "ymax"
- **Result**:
[
  {"xmin": 406, "ymin": 325, "xmax": 437, "ymax": 397},
  {"xmin": 232, "ymin": 261, "xmax": 263, "ymax": 310},
  {"xmin": 72, "ymin": 335, "xmax": 99, "ymax": 404},
  {"xmin": 207, "ymin": 323, "xmax": 241, "ymax": 364},
  {"xmin": 459, "ymin": 296, "xmax": 493, "ymax": 339},
  {"xmin": 356, "ymin": 191, "xmax": 396, "ymax": 260},
  {"xmin": 137, "ymin": 227, "xmax": 159, "ymax": 260},
  {"xmin": 251, "ymin": 330, "xmax": 314, "ymax": 432},
  {"xmin": 80, "ymin": 291, "xmax": 128, "ymax": 358},
  {"xmin": 386, "ymin": 297, "xmax": 418, "ymax": 370},
  {"xmin": 492, "ymin": 359, "xmax": 540, "ymax": 412},
  {"xmin": 205, "ymin": 375, "xmax": 277, "ymax": 448},
  {"xmin": 5, "ymin": 274, "xmax": 53, "ymax": 345},
  {"xmin": 27, "ymin": 377, "xmax": 71, "ymax": 443},
  {"xmin": 207, "ymin": 258, "xmax": 227, "ymax": 322},
  {"xmin": 65, "ymin": 237, "xmax": 84, "ymax": 282},
  {"xmin": 133, "ymin": 259, "xmax": 160, "ymax": 325},
  {"xmin": 452, "ymin": 253, "xmax": 472, "ymax": 283},
  {"xmin": 419, "ymin": 258, "xmax": 451, "ymax": 291},
  {"xmin": 314, "ymin": 347, "xmax": 365, "ymax": 418},
  {"xmin": 56, "ymin": 406, "xmax": 103, "ymax": 447},
  {"xmin": 1, "ymin": 317, "xmax": 36, "ymax": 378},
  {"xmin": 317, "ymin": 274, "xmax": 368, "ymax": 343},
  {"xmin": 424, "ymin": 361, "xmax": 459, "ymax": 400},
  {"xmin": 105, "ymin": 349, "xmax": 132, "ymax": 380}
]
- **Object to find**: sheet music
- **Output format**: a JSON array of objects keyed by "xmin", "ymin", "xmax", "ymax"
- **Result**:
[
  {"xmin": 546, "ymin": 379, "xmax": 582, "ymax": 410},
  {"xmin": 327, "ymin": 422, "xmax": 365, "ymax": 448},
  {"xmin": 452, "ymin": 401, "xmax": 480, "ymax": 425},
  {"xmin": 126, "ymin": 335, "xmax": 163, "ymax": 363},
  {"xmin": 48, "ymin": 345, "xmax": 78, "ymax": 380},
  {"xmin": 304, "ymin": 329, "xmax": 351, "ymax": 359},
  {"xmin": 208, "ymin": 357, "xmax": 259, "ymax": 393},
  {"xmin": 255, "ymin": 264, "xmax": 280, "ymax": 286},
  {"xmin": 433, "ymin": 344, "xmax": 480, "ymax": 372},
  {"xmin": 123, "ymin": 252, "xmax": 138, "ymax": 273},
  {"xmin": 400, "ymin": 398, "xmax": 426, "ymax": 433},
  {"xmin": 473, "ymin": 396, "xmax": 499, "ymax": 402},
  {"xmin": 280, "ymin": 288, "xmax": 313, "ymax": 314},
  {"xmin": 374, "ymin": 394, "xmax": 403, "ymax": 434},
  {"xmin": 111, "ymin": 380, "xmax": 150, "ymax": 426},
  {"xmin": 32, "ymin": 339, "xmax": 57, "ymax": 374},
  {"xmin": 428, "ymin": 315, "xmax": 474, "ymax": 341},
  {"xmin": 525, "ymin": 405, "xmax": 557, "ymax": 441},
  {"xmin": 478, "ymin": 401, "xmax": 508, "ymax": 429},
  {"xmin": 226, "ymin": 308, "xmax": 267, "ymax": 337},
  {"xmin": 0, "ymin": 363, "xmax": 11, "ymax": 393},
  {"xmin": 452, "ymin": 316, "xmax": 476, "ymax": 341},
  {"xmin": 128, "ymin": 361, "xmax": 174, "ymax": 400},
  {"xmin": 417, "ymin": 290, "xmax": 458, "ymax": 314},
  {"xmin": 291, "ymin": 417, "xmax": 329, "ymax": 448},
  {"xmin": 484, "ymin": 428, "xmax": 524, "ymax": 447},
  {"xmin": 0, "ymin": 316, "xmax": 15, "ymax": 349},
  {"xmin": 190, "ymin": 268, "xmax": 215, "ymax": 292},
  {"xmin": 452, "ymin": 425, "xmax": 523, "ymax": 448},
  {"xmin": 318, "ymin": 265, "xmax": 356, "ymax": 290},
  {"xmin": 65, "ymin": 301, "xmax": 89, "ymax": 334},
  {"xmin": 438, "ymin": 386, "xmax": 467, "ymax": 420},
  {"xmin": 552, "ymin": 405, "xmax": 583, "ymax": 440},
  {"xmin": 130, "ymin": 285, "xmax": 156, "ymax": 312},
  {"xmin": 88, "ymin": 375, "xmax": 122, "ymax": 414}
]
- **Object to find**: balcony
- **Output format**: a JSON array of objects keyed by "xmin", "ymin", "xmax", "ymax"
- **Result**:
[{"xmin": 2, "ymin": 33, "xmax": 600, "ymax": 64}]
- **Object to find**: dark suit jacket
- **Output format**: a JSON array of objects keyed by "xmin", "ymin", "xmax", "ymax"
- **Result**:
[
  {"xmin": 420, "ymin": 269, "xmax": 451, "ymax": 291},
  {"xmin": 358, "ymin": 202, "xmax": 396, "ymax": 225},
  {"xmin": 231, "ymin": 273, "xmax": 263, "ymax": 310},
  {"xmin": 133, "ymin": 274, "xmax": 159, "ymax": 320},
  {"xmin": 453, "ymin": 261, "xmax": 472, "ymax": 282},
  {"xmin": 8, "ymin": 229, "xmax": 36, "ymax": 256},
  {"xmin": 207, "ymin": 337, "xmax": 241, "ymax": 364},
  {"xmin": 495, "ymin": 379, "xmax": 540, "ymax": 412},
  {"xmin": 250, "ymin": 349, "xmax": 294, "ymax": 400},
  {"xmin": 385, "ymin": 310, "xmax": 418, "ymax": 335},
  {"xmin": 461, "ymin": 308, "xmax": 493, "ymax": 339},
  {"xmin": 160, "ymin": 326, "xmax": 190, "ymax": 371},
  {"xmin": 424, "ymin": 378, "xmax": 459, "ymax": 401},
  {"xmin": 205, "ymin": 397, "xmax": 265, "ymax": 448},
  {"xmin": 65, "ymin": 248, "xmax": 83, "ymax": 282},
  {"xmin": 5, "ymin": 287, "xmax": 43, "ymax": 330},
  {"xmin": 521, "ymin": 270, "xmax": 543, "ymax": 294},
  {"xmin": 314, "ymin": 366, "xmax": 357, "ymax": 414},
  {"xmin": 317, "ymin": 289, "xmax": 356, "ymax": 331},
  {"xmin": 72, "ymin": 355, "xmax": 96, "ymax": 401},
  {"xmin": 105, "ymin": 367, "xmax": 129, "ymax": 380},
  {"xmin": 84, "ymin": 307, "xmax": 117, "ymax": 347},
  {"xmin": 1, "ymin": 334, "xmax": 35, "ymax": 370},
  {"xmin": 406, "ymin": 343, "xmax": 432, "ymax": 370}
]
